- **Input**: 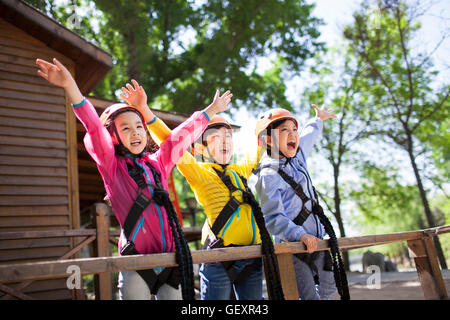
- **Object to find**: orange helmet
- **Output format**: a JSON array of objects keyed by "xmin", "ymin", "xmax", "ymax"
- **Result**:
[
  {"xmin": 255, "ymin": 108, "xmax": 298, "ymax": 140},
  {"xmin": 190, "ymin": 115, "xmax": 232, "ymax": 155},
  {"xmin": 207, "ymin": 115, "xmax": 232, "ymax": 130},
  {"xmin": 99, "ymin": 103, "xmax": 145, "ymax": 126}
]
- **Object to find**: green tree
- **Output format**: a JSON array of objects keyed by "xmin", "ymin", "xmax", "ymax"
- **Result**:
[
  {"xmin": 303, "ymin": 47, "xmax": 375, "ymax": 270},
  {"xmin": 25, "ymin": 0, "xmax": 324, "ymax": 113},
  {"xmin": 343, "ymin": 0, "xmax": 449, "ymax": 268}
]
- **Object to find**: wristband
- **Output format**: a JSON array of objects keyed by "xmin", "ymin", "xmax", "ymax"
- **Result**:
[
  {"xmin": 146, "ymin": 116, "xmax": 157, "ymax": 125},
  {"xmin": 72, "ymin": 97, "xmax": 86, "ymax": 108},
  {"xmin": 202, "ymin": 111, "xmax": 211, "ymax": 122}
]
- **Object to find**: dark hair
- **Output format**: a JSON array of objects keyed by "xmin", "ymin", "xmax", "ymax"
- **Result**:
[
  {"xmin": 104, "ymin": 108, "xmax": 159, "ymax": 154},
  {"xmin": 259, "ymin": 118, "xmax": 291, "ymax": 156},
  {"xmin": 190, "ymin": 123, "xmax": 232, "ymax": 159}
]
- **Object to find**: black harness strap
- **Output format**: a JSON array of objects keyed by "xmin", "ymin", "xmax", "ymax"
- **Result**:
[
  {"xmin": 256, "ymin": 163, "xmax": 350, "ymax": 300},
  {"xmin": 206, "ymin": 167, "xmax": 262, "ymax": 286},
  {"xmin": 120, "ymin": 160, "xmax": 181, "ymax": 295}
]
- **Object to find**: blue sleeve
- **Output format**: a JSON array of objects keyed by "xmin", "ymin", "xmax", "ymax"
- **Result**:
[
  {"xmin": 256, "ymin": 171, "xmax": 306, "ymax": 242},
  {"xmin": 298, "ymin": 117, "xmax": 323, "ymax": 161}
]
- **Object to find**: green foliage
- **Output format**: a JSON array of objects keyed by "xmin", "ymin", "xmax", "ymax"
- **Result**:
[
  {"xmin": 24, "ymin": 0, "xmax": 324, "ymax": 113},
  {"xmin": 351, "ymin": 165, "xmax": 423, "ymax": 233}
]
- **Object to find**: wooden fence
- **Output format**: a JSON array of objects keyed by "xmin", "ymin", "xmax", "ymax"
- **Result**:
[{"xmin": 0, "ymin": 203, "xmax": 448, "ymax": 300}]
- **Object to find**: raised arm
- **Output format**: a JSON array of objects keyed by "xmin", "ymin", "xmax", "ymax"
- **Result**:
[
  {"xmin": 36, "ymin": 58, "xmax": 116, "ymax": 177},
  {"xmin": 297, "ymin": 104, "xmax": 336, "ymax": 161},
  {"xmin": 121, "ymin": 81, "xmax": 233, "ymax": 177}
]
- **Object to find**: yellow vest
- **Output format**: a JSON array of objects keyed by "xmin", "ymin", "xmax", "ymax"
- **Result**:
[{"xmin": 148, "ymin": 118, "xmax": 262, "ymax": 246}]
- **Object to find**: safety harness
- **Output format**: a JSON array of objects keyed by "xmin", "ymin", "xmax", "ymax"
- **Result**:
[
  {"xmin": 255, "ymin": 162, "xmax": 350, "ymax": 300},
  {"xmin": 119, "ymin": 158, "xmax": 195, "ymax": 299},
  {"xmin": 204, "ymin": 166, "xmax": 284, "ymax": 300}
]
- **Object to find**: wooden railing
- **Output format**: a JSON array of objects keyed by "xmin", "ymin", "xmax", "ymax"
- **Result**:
[{"xmin": 0, "ymin": 203, "xmax": 448, "ymax": 300}]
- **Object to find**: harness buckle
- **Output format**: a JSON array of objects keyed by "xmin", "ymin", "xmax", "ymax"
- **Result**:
[
  {"xmin": 135, "ymin": 193, "xmax": 151, "ymax": 209},
  {"xmin": 207, "ymin": 237, "xmax": 224, "ymax": 249},
  {"xmin": 120, "ymin": 240, "xmax": 137, "ymax": 256}
]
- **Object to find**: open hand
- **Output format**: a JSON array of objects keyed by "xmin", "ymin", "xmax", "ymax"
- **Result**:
[
  {"xmin": 119, "ymin": 79, "xmax": 154, "ymax": 123},
  {"xmin": 204, "ymin": 89, "xmax": 233, "ymax": 119},
  {"xmin": 212, "ymin": 89, "xmax": 233, "ymax": 113},
  {"xmin": 36, "ymin": 58, "xmax": 83, "ymax": 105},
  {"xmin": 36, "ymin": 58, "xmax": 74, "ymax": 89},
  {"xmin": 312, "ymin": 104, "xmax": 336, "ymax": 121},
  {"xmin": 120, "ymin": 79, "xmax": 147, "ymax": 109}
]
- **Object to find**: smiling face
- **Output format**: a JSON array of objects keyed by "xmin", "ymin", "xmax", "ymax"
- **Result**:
[
  {"xmin": 112, "ymin": 111, "xmax": 148, "ymax": 155},
  {"xmin": 203, "ymin": 126, "xmax": 234, "ymax": 165},
  {"xmin": 266, "ymin": 119, "xmax": 299, "ymax": 158}
]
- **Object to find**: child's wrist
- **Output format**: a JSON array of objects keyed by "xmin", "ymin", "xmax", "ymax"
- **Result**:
[{"xmin": 146, "ymin": 115, "xmax": 157, "ymax": 125}]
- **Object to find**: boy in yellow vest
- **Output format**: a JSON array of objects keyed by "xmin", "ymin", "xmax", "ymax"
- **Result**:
[{"xmin": 121, "ymin": 80, "xmax": 284, "ymax": 300}]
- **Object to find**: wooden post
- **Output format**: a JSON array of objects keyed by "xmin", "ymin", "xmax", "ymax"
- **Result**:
[
  {"xmin": 94, "ymin": 203, "xmax": 113, "ymax": 300},
  {"xmin": 276, "ymin": 253, "xmax": 299, "ymax": 300},
  {"xmin": 407, "ymin": 237, "xmax": 448, "ymax": 300}
]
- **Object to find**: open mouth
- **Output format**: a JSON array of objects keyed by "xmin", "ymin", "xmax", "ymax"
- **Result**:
[
  {"xmin": 130, "ymin": 140, "xmax": 141, "ymax": 147},
  {"xmin": 287, "ymin": 142, "xmax": 296, "ymax": 149}
]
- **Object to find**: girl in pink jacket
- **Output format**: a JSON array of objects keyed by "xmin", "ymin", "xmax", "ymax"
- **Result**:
[{"xmin": 36, "ymin": 58, "xmax": 232, "ymax": 300}]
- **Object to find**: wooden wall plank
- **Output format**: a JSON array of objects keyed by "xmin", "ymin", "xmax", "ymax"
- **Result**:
[
  {"xmin": 0, "ymin": 155, "xmax": 67, "ymax": 168},
  {"xmin": 0, "ymin": 116, "xmax": 65, "ymax": 131},
  {"xmin": 0, "ymin": 126, "xmax": 65, "ymax": 140},
  {"xmin": 0, "ymin": 175, "xmax": 67, "ymax": 186},
  {"xmin": 0, "ymin": 135, "xmax": 66, "ymax": 149},
  {"xmin": 0, "ymin": 205, "xmax": 68, "ymax": 216},
  {"xmin": 0, "ymin": 97, "xmax": 65, "ymax": 114},
  {"xmin": 0, "ymin": 165, "xmax": 67, "ymax": 177},
  {"xmin": 0, "ymin": 16, "xmax": 81, "ymax": 300},
  {"xmin": 0, "ymin": 88, "xmax": 65, "ymax": 104},
  {"xmin": 0, "ymin": 106, "xmax": 66, "ymax": 122},
  {"xmin": 0, "ymin": 195, "xmax": 68, "ymax": 206},
  {"xmin": 0, "ymin": 215, "xmax": 69, "ymax": 228},
  {"xmin": 0, "ymin": 186, "xmax": 68, "ymax": 196}
]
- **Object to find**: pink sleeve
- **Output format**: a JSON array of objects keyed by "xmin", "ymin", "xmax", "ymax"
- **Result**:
[
  {"xmin": 156, "ymin": 111, "xmax": 209, "ymax": 177},
  {"xmin": 72, "ymin": 99, "xmax": 116, "ymax": 180}
]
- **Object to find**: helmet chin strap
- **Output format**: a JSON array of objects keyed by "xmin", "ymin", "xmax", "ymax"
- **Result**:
[{"xmin": 199, "ymin": 143, "xmax": 229, "ymax": 168}]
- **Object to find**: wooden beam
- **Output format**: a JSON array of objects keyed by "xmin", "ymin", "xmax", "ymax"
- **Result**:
[
  {"xmin": 0, "ymin": 229, "xmax": 96, "ymax": 240},
  {"xmin": 0, "ymin": 283, "xmax": 34, "ymax": 300},
  {"xmin": 407, "ymin": 238, "xmax": 448, "ymax": 300},
  {"xmin": 94, "ymin": 203, "xmax": 112, "ymax": 300},
  {"xmin": 1, "ymin": 226, "xmax": 449, "ymax": 285},
  {"xmin": 276, "ymin": 253, "xmax": 299, "ymax": 300}
]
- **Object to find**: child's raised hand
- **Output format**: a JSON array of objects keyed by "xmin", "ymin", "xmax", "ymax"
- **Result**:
[
  {"xmin": 36, "ymin": 58, "xmax": 75, "ymax": 89},
  {"xmin": 120, "ymin": 79, "xmax": 147, "ymax": 108},
  {"xmin": 204, "ymin": 89, "xmax": 233, "ymax": 119},
  {"xmin": 312, "ymin": 104, "xmax": 336, "ymax": 121},
  {"xmin": 36, "ymin": 58, "xmax": 83, "ymax": 105},
  {"xmin": 119, "ymin": 79, "xmax": 154, "ymax": 123}
]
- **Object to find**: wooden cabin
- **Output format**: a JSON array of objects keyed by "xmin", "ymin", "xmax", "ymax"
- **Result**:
[{"xmin": 0, "ymin": 0, "xmax": 190, "ymax": 299}]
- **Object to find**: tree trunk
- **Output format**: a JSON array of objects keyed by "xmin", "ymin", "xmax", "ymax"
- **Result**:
[
  {"xmin": 333, "ymin": 164, "xmax": 350, "ymax": 271},
  {"xmin": 406, "ymin": 138, "xmax": 447, "ymax": 269}
]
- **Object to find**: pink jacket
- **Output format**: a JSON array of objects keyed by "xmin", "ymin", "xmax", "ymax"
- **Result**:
[{"xmin": 73, "ymin": 99, "xmax": 209, "ymax": 255}]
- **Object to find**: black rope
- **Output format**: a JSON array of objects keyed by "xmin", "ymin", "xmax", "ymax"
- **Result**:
[
  {"xmin": 312, "ymin": 202, "xmax": 350, "ymax": 300},
  {"xmin": 158, "ymin": 192, "xmax": 196, "ymax": 300},
  {"xmin": 243, "ymin": 191, "xmax": 285, "ymax": 300}
]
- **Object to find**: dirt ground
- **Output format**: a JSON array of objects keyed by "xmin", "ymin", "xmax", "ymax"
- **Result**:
[
  {"xmin": 346, "ymin": 271, "xmax": 450, "ymax": 300},
  {"xmin": 348, "ymin": 279, "xmax": 450, "ymax": 300}
]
